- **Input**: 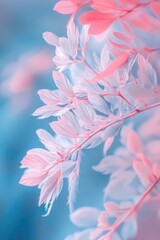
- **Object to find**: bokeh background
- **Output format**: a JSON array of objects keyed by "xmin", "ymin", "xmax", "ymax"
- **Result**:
[
  {"xmin": 0, "ymin": 1, "xmax": 106, "ymax": 239},
  {"xmin": 2, "ymin": 1, "xmax": 160, "ymax": 240}
]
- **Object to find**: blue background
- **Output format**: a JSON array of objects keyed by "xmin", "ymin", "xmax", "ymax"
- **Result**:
[{"xmin": 0, "ymin": 1, "xmax": 105, "ymax": 239}]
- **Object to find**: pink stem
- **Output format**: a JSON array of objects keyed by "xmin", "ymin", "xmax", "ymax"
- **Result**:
[
  {"xmin": 83, "ymin": 59, "xmax": 136, "ymax": 110},
  {"xmin": 69, "ymin": 101, "xmax": 160, "ymax": 156},
  {"xmin": 100, "ymin": 176, "xmax": 160, "ymax": 240}
]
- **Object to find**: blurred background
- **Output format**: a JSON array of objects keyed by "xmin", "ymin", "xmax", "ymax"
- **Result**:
[
  {"xmin": 2, "ymin": 1, "xmax": 160, "ymax": 240},
  {"xmin": 0, "ymin": 1, "xmax": 105, "ymax": 239}
]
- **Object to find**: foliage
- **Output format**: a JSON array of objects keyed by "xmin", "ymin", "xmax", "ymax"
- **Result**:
[{"xmin": 20, "ymin": 0, "xmax": 160, "ymax": 239}]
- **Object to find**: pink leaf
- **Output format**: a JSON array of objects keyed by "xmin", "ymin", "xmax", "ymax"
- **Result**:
[
  {"xmin": 113, "ymin": 31, "xmax": 131, "ymax": 42},
  {"xmin": 132, "ymin": 160, "xmax": 153, "ymax": 186},
  {"xmin": 104, "ymin": 202, "xmax": 121, "ymax": 217},
  {"xmin": 54, "ymin": 1, "xmax": 77, "ymax": 14},
  {"xmin": 103, "ymin": 137, "xmax": 114, "ymax": 155},
  {"xmin": 150, "ymin": 2, "xmax": 160, "ymax": 18},
  {"xmin": 27, "ymin": 148, "xmax": 55, "ymax": 162},
  {"xmin": 21, "ymin": 154, "xmax": 47, "ymax": 169},
  {"xmin": 80, "ymin": 12, "xmax": 114, "ymax": 35},
  {"xmin": 88, "ymin": 52, "xmax": 129, "ymax": 83},
  {"xmin": 127, "ymin": 130, "xmax": 143, "ymax": 154},
  {"xmin": 19, "ymin": 169, "xmax": 47, "ymax": 186}
]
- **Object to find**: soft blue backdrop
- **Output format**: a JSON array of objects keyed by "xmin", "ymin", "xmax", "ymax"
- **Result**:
[{"xmin": 0, "ymin": 1, "xmax": 105, "ymax": 239}]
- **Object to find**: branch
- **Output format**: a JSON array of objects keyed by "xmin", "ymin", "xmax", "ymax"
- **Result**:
[
  {"xmin": 100, "ymin": 176, "xmax": 160, "ymax": 240},
  {"xmin": 68, "ymin": 101, "xmax": 160, "ymax": 157},
  {"xmin": 82, "ymin": 59, "xmax": 136, "ymax": 110}
]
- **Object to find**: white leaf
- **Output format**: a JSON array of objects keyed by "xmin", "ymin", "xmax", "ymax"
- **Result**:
[
  {"xmin": 43, "ymin": 32, "xmax": 59, "ymax": 46},
  {"xmin": 88, "ymin": 93, "xmax": 109, "ymax": 114},
  {"xmin": 100, "ymin": 44, "xmax": 110, "ymax": 70},
  {"xmin": 61, "ymin": 160, "xmax": 76, "ymax": 178},
  {"xmin": 104, "ymin": 170, "xmax": 137, "ymax": 200},
  {"xmin": 68, "ymin": 159, "xmax": 80, "ymax": 212},
  {"xmin": 53, "ymin": 71, "xmax": 74, "ymax": 98},
  {"xmin": 93, "ymin": 156, "xmax": 129, "ymax": 175},
  {"xmin": 70, "ymin": 207, "xmax": 101, "ymax": 227},
  {"xmin": 121, "ymin": 217, "xmax": 137, "ymax": 239},
  {"xmin": 36, "ymin": 129, "xmax": 59, "ymax": 153},
  {"xmin": 138, "ymin": 54, "xmax": 157, "ymax": 87}
]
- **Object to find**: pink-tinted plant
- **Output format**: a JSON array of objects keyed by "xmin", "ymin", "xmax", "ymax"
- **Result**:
[
  {"xmin": 1, "ymin": 51, "xmax": 52, "ymax": 112},
  {"xmin": 20, "ymin": 0, "xmax": 160, "ymax": 239}
]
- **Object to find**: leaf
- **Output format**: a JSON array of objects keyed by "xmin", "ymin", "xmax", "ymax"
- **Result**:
[
  {"xmin": 88, "ymin": 52, "xmax": 129, "ymax": 83},
  {"xmin": 73, "ymin": 99, "xmax": 95, "ymax": 122},
  {"xmin": 100, "ymin": 44, "xmax": 110, "ymax": 70},
  {"xmin": 113, "ymin": 31, "xmax": 132, "ymax": 43},
  {"xmin": 33, "ymin": 104, "xmax": 72, "ymax": 119},
  {"xmin": 137, "ymin": 54, "xmax": 157, "ymax": 87},
  {"xmin": 80, "ymin": 12, "xmax": 114, "ymax": 35},
  {"xmin": 59, "ymin": 37, "xmax": 72, "ymax": 56},
  {"xmin": 132, "ymin": 160, "xmax": 154, "ymax": 187},
  {"xmin": 101, "ymin": 121, "xmax": 122, "ymax": 139},
  {"xmin": 39, "ymin": 170, "xmax": 62, "ymax": 216},
  {"xmin": 83, "ymin": 133, "xmax": 104, "ymax": 149},
  {"xmin": 103, "ymin": 137, "xmax": 114, "ymax": 155},
  {"xmin": 67, "ymin": 21, "xmax": 79, "ymax": 58},
  {"xmin": 88, "ymin": 93, "xmax": 109, "ymax": 114},
  {"xmin": 104, "ymin": 201, "xmax": 121, "ymax": 217},
  {"xmin": 127, "ymin": 129, "xmax": 143, "ymax": 154},
  {"xmin": 91, "ymin": 0, "xmax": 117, "ymax": 13},
  {"xmin": 50, "ymin": 111, "xmax": 80, "ymax": 138},
  {"xmin": 150, "ymin": 2, "xmax": 160, "ymax": 18},
  {"xmin": 93, "ymin": 156, "xmax": 129, "ymax": 175},
  {"xmin": 131, "ymin": 13, "xmax": 160, "ymax": 32},
  {"xmin": 38, "ymin": 89, "xmax": 65, "ymax": 105},
  {"xmin": 19, "ymin": 169, "xmax": 47, "ymax": 186},
  {"xmin": 53, "ymin": 71, "xmax": 74, "ymax": 97},
  {"xmin": 43, "ymin": 32, "xmax": 59, "ymax": 46},
  {"xmin": 20, "ymin": 154, "xmax": 47, "ymax": 169},
  {"xmin": 121, "ymin": 217, "xmax": 137, "ymax": 239},
  {"xmin": 97, "ymin": 211, "xmax": 108, "ymax": 228},
  {"xmin": 70, "ymin": 207, "xmax": 101, "ymax": 227},
  {"xmin": 80, "ymin": 25, "xmax": 89, "ymax": 52},
  {"xmin": 53, "ymin": 54, "xmax": 73, "ymax": 71},
  {"xmin": 27, "ymin": 148, "xmax": 55, "ymax": 162},
  {"xmin": 104, "ymin": 170, "xmax": 136, "ymax": 200},
  {"xmin": 61, "ymin": 160, "xmax": 76, "ymax": 178},
  {"xmin": 139, "ymin": 113, "xmax": 160, "ymax": 139},
  {"xmin": 68, "ymin": 164, "xmax": 79, "ymax": 212},
  {"xmin": 36, "ymin": 129, "xmax": 59, "ymax": 153},
  {"xmin": 54, "ymin": 1, "xmax": 77, "ymax": 14}
]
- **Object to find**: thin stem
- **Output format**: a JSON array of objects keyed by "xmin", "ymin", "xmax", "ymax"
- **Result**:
[
  {"xmin": 100, "ymin": 177, "xmax": 160, "ymax": 240},
  {"xmin": 121, "ymin": 0, "xmax": 155, "ymax": 17},
  {"xmin": 117, "ymin": 91, "xmax": 136, "ymax": 109},
  {"xmin": 69, "ymin": 101, "xmax": 160, "ymax": 156},
  {"xmin": 82, "ymin": 59, "xmax": 136, "ymax": 110}
]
